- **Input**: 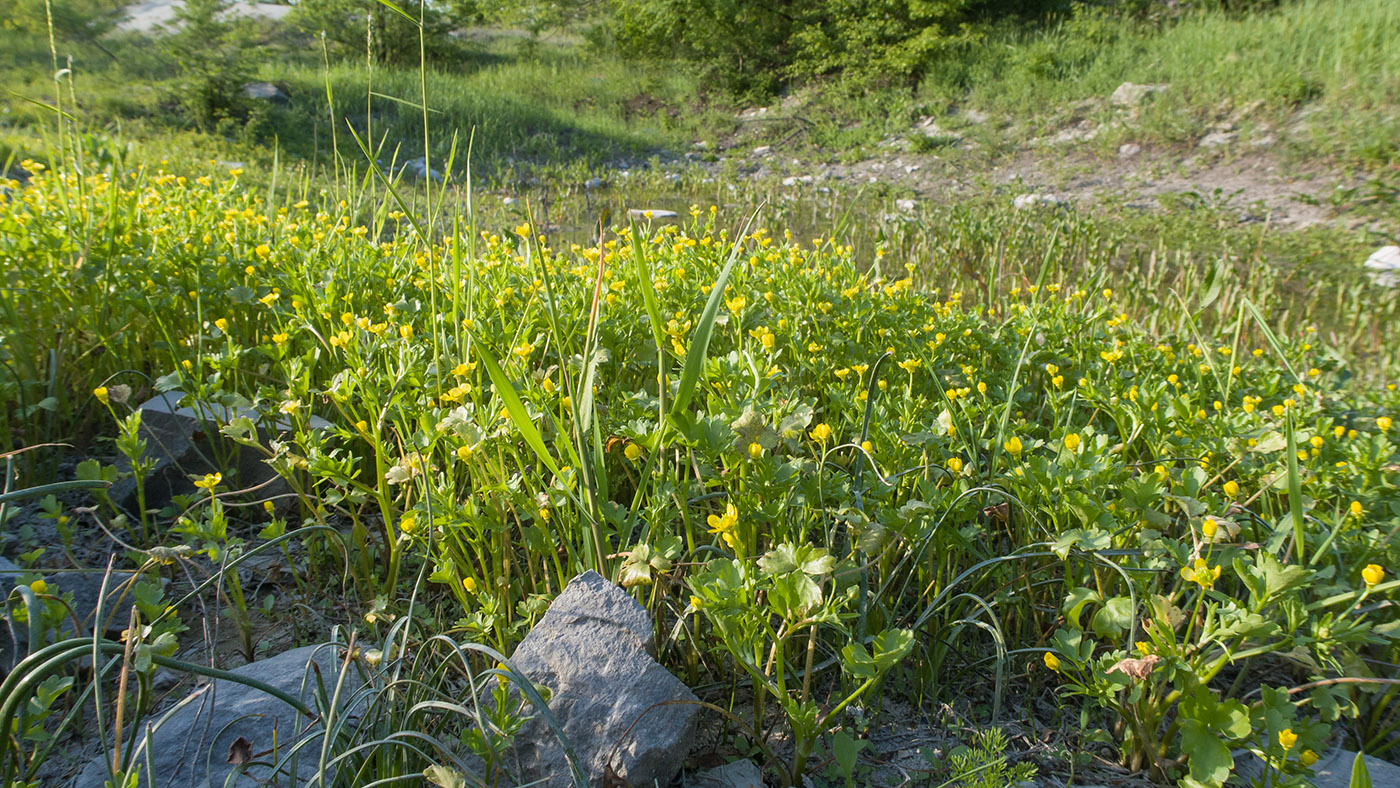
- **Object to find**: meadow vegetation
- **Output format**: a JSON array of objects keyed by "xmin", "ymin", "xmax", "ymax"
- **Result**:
[{"xmin": 1, "ymin": 0, "xmax": 1399, "ymax": 786}]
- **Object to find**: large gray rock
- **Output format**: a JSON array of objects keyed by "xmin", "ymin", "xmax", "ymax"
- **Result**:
[
  {"xmin": 108, "ymin": 390, "xmax": 329, "ymax": 517},
  {"xmin": 73, "ymin": 644, "xmax": 362, "ymax": 788},
  {"xmin": 1305, "ymin": 748, "xmax": 1400, "ymax": 788},
  {"xmin": 503, "ymin": 571, "xmax": 699, "ymax": 788}
]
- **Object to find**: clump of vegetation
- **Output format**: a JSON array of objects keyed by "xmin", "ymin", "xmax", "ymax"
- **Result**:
[{"xmin": 1, "ymin": 149, "xmax": 1396, "ymax": 785}]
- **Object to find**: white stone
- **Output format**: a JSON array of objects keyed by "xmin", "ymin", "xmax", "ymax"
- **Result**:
[
  {"xmin": 1364, "ymin": 245, "xmax": 1400, "ymax": 287},
  {"xmin": 627, "ymin": 209, "xmax": 679, "ymax": 219},
  {"xmin": 1110, "ymin": 82, "xmax": 1169, "ymax": 107},
  {"xmin": 691, "ymin": 759, "xmax": 763, "ymax": 788}
]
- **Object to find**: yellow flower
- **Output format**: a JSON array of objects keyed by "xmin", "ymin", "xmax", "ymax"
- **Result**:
[
  {"xmin": 456, "ymin": 445, "xmax": 473, "ymax": 461},
  {"xmin": 1350, "ymin": 501, "xmax": 1364, "ymax": 517},
  {"xmin": 809, "ymin": 423, "xmax": 833, "ymax": 443},
  {"xmin": 513, "ymin": 343, "xmax": 533, "ymax": 359},
  {"xmin": 272, "ymin": 332, "xmax": 289, "ymax": 344},
  {"xmin": 1202, "ymin": 519, "xmax": 1218, "ymax": 539},
  {"xmin": 1379, "ymin": 416, "xmax": 1393, "ymax": 431},
  {"xmin": 707, "ymin": 503, "xmax": 740, "ymax": 549},
  {"xmin": 1278, "ymin": 729, "xmax": 1298, "ymax": 751},
  {"xmin": 29, "ymin": 579, "xmax": 47, "ymax": 595},
  {"xmin": 193, "ymin": 472, "xmax": 222, "ymax": 491},
  {"xmin": 624, "ymin": 443, "xmax": 644, "ymax": 461},
  {"xmin": 1362, "ymin": 564, "xmax": 1385, "ymax": 586},
  {"xmin": 748, "ymin": 442, "xmax": 764, "ymax": 460},
  {"xmin": 1223, "ymin": 480, "xmax": 1239, "ymax": 497},
  {"xmin": 1003, "ymin": 436, "xmax": 1023, "ymax": 457},
  {"xmin": 1301, "ymin": 750, "xmax": 1319, "ymax": 767},
  {"xmin": 399, "ymin": 324, "xmax": 413, "ymax": 339},
  {"xmin": 1063, "ymin": 433, "xmax": 1081, "ymax": 452},
  {"xmin": 462, "ymin": 576, "xmax": 478, "ymax": 594},
  {"xmin": 214, "ymin": 318, "xmax": 229, "ymax": 332},
  {"xmin": 400, "ymin": 514, "xmax": 419, "ymax": 535},
  {"xmin": 1043, "ymin": 652, "xmax": 1061, "ymax": 672},
  {"xmin": 255, "ymin": 243, "xmax": 271, "ymax": 259},
  {"xmin": 537, "ymin": 507, "xmax": 552, "ymax": 523},
  {"xmin": 1181, "ymin": 559, "xmax": 1221, "ymax": 589},
  {"xmin": 946, "ymin": 457, "xmax": 963, "ymax": 474},
  {"xmin": 93, "ymin": 386, "xmax": 110, "ymax": 405}
]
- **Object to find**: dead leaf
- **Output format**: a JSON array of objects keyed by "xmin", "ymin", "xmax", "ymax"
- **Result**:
[
  {"xmin": 981, "ymin": 502, "xmax": 1010, "ymax": 523},
  {"xmin": 601, "ymin": 764, "xmax": 632, "ymax": 788},
  {"xmin": 1106, "ymin": 655, "xmax": 1162, "ymax": 681},
  {"xmin": 227, "ymin": 736, "xmax": 253, "ymax": 766}
]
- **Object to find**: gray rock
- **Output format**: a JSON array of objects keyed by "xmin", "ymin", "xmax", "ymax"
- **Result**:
[
  {"xmin": 1110, "ymin": 82, "xmax": 1169, "ymax": 107},
  {"xmin": 1013, "ymin": 193, "xmax": 1068, "ymax": 210},
  {"xmin": 502, "ymin": 570, "xmax": 696, "ymax": 788},
  {"xmin": 241, "ymin": 82, "xmax": 287, "ymax": 104},
  {"xmin": 108, "ymin": 390, "xmax": 330, "ymax": 518},
  {"xmin": 1117, "ymin": 142, "xmax": 1142, "ymax": 160},
  {"xmin": 1199, "ymin": 131, "xmax": 1238, "ymax": 148},
  {"xmin": 691, "ymin": 759, "xmax": 763, "ymax": 788},
  {"xmin": 52, "ymin": 570, "xmax": 140, "ymax": 637},
  {"xmin": 72, "ymin": 644, "xmax": 363, "ymax": 788},
  {"xmin": 1364, "ymin": 245, "xmax": 1400, "ymax": 287},
  {"xmin": 1308, "ymin": 749, "xmax": 1400, "ymax": 788},
  {"xmin": 399, "ymin": 156, "xmax": 442, "ymax": 182}
]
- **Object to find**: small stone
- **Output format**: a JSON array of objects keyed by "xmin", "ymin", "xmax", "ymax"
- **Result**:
[
  {"xmin": 895, "ymin": 198, "xmax": 916, "ymax": 213},
  {"xmin": 1110, "ymin": 82, "xmax": 1169, "ymax": 107},
  {"xmin": 751, "ymin": 146, "xmax": 772, "ymax": 156},
  {"xmin": 1117, "ymin": 143, "xmax": 1141, "ymax": 160},
  {"xmin": 1364, "ymin": 245, "xmax": 1400, "ymax": 287},
  {"xmin": 1013, "ymin": 193, "xmax": 1068, "ymax": 210},
  {"xmin": 691, "ymin": 759, "xmax": 764, "ymax": 788},
  {"xmin": 1199, "ymin": 131, "xmax": 1238, "ymax": 148},
  {"xmin": 240, "ymin": 82, "xmax": 287, "ymax": 104}
]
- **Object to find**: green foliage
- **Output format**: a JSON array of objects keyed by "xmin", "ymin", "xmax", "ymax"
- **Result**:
[
  {"xmin": 946, "ymin": 728, "xmax": 1036, "ymax": 788},
  {"xmin": 604, "ymin": 0, "xmax": 1064, "ymax": 96},
  {"xmin": 161, "ymin": 0, "xmax": 258, "ymax": 132},
  {"xmin": 291, "ymin": 0, "xmax": 465, "ymax": 65}
]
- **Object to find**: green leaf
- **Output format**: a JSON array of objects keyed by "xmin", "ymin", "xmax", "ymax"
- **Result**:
[
  {"xmin": 1180, "ymin": 719, "xmax": 1234, "ymax": 788},
  {"xmin": 1091, "ymin": 596, "xmax": 1133, "ymax": 640},
  {"xmin": 1350, "ymin": 751, "xmax": 1373, "ymax": 788},
  {"xmin": 871, "ymin": 629, "xmax": 914, "ymax": 671},
  {"xmin": 758, "ymin": 543, "xmax": 835, "ymax": 577},
  {"xmin": 472, "ymin": 333, "xmax": 561, "ymax": 479},
  {"xmin": 1062, "ymin": 587, "xmax": 1102, "ymax": 630},
  {"xmin": 769, "ymin": 572, "xmax": 823, "ymax": 620},
  {"xmin": 841, "ymin": 641, "xmax": 877, "ymax": 679}
]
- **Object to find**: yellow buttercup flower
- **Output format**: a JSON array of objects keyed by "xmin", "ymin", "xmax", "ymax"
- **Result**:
[
  {"xmin": 1004, "ymin": 436, "xmax": 1023, "ymax": 457},
  {"xmin": 1301, "ymin": 750, "xmax": 1319, "ymax": 767},
  {"xmin": 748, "ymin": 442, "xmax": 764, "ymax": 460},
  {"xmin": 1362, "ymin": 564, "xmax": 1385, "ymax": 586},
  {"xmin": 1223, "ymin": 480, "xmax": 1239, "ymax": 497},
  {"xmin": 193, "ymin": 472, "xmax": 222, "ymax": 491},
  {"xmin": 462, "ymin": 576, "xmax": 478, "ymax": 593},
  {"xmin": 1202, "ymin": 519, "xmax": 1218, "ymax": 539},
  {"xmin": 1063, "ymin": 433, "xmax": 1081, "ymax": 452},
  {"xmin": 1278, "ymin": 729, "xmax": 1298, "ymax": 751},
  {"xmin": 809, "ymin": 423, "xmax": 833, "ymax": 444},
  {"xmin": 1350, "ymin": 501, "xmax": 1364, "ymax": 517},
  {"xmin": 1181, "ymin": 559, "xmax": 1221, "ymax": 589},
  {"xmin": 707, "ymin": 503, "xmax": 740, "ymax": 549},
  {"xmin": 1043, "ymin": 652, "xmax": 1061, "ymax": 672},
  {"xmin": 624, "ymin": 443, "xmax": 644, "ymax": 461},
  {"xmin": 946, "ymin": 457, "xmax": 963, "ymax": 474},
  {"xmin": 1379, "ymin": 416, "xmax": 1393, "ymax": 431},
  {"xmin": 29, "ymin": 579, "xmax": 47, "ymax": 595},
  {"xmin": 94, "ymin": 386, "xmax": 110, "ymax": 405}
]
